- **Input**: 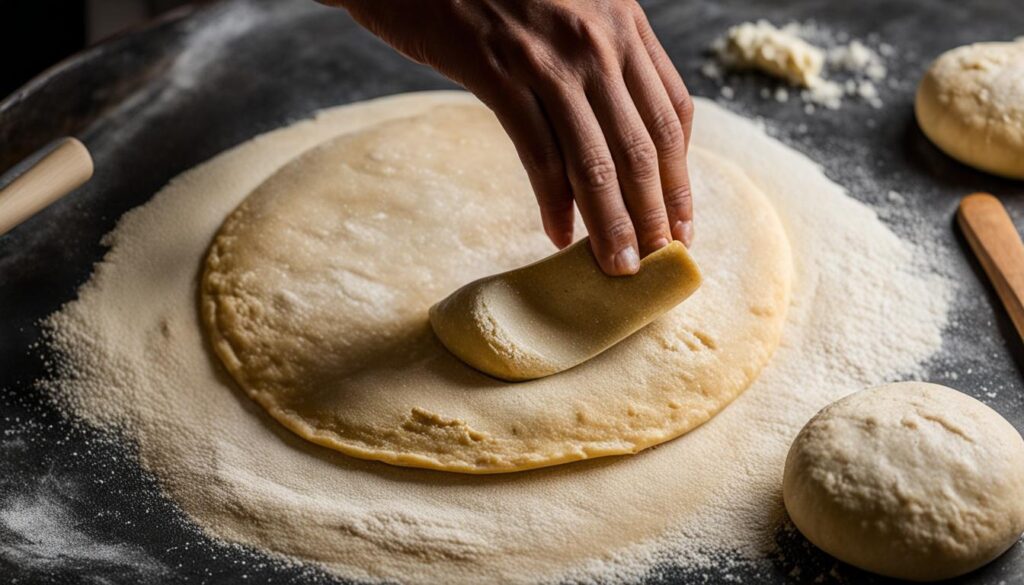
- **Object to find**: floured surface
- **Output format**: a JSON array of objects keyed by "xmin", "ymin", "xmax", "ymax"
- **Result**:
[
  {"xmin": 44, "ymin": 92, "xmax": 952, "ymax": 584},
  {"xmin": 201, "ymin": 102, "xmax": 789, "ymax": 473}
]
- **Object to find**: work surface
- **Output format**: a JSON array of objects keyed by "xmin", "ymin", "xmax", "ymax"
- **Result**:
[{"xmin": 1, "ymin": 0, "xmax": 1022, "ymax": 583}]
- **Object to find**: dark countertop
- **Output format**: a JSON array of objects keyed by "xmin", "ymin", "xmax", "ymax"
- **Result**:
[{"xmin": 1, "ymin": 0, "xmax": 1022, "ymax": 583}]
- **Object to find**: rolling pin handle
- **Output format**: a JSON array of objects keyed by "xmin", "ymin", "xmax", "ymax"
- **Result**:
[
  {"xmin": 957, "ymin": 193, "xmax": 1024, "ymax": 344},
  {"xmin": 0, "ymin": 137, "xmax": 94, "ymax": 237}
]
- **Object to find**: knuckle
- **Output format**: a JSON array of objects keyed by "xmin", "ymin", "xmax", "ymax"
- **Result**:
[
  {"xmin": 567, "ymin": 13, "xmax": 606, "ymax": 47},
  {"xmin": 560, "ymin": 10, "xmax": 624, "ymax": 59},
  {"xmin": 601, "ymin": 216, "xmax": 635, "ymax": 245},
  {"xmin": 674, "ymin": 93, "xmax": 695, "ymax": 124},
  {"xmin": 576, "ymin": 151, "xmax": 618, "ymax": 193},
  {"xmin": 527, "ymin": 163, "xmax": 571, "ymax": 203},
  {"xmin": 521, "ymin": 146, "xmax": 563, "ymax": 179},
  {"xmin": 636, "ymin": 206, "xmax": 668, "ymax": 233},
  {"xmin": 648, "ymin": 109, "xmax": 684, "ymax": 153},
  {"xmin": 620, "ymin": 135, "xmax": 658, "ymax": 177},
  {"xmin": 664, "ymin": 183, "xmax": 693, "ymax": 210}
]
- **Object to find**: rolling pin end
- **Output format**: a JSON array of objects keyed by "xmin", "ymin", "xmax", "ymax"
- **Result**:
[{"xmin": 0, "ymin": 137, "xmax": 94, "ymax": 237}]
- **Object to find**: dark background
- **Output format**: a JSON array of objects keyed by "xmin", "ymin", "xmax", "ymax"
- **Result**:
[
  {"xmin": 1, "ymin": 0, "xmax": 1023, "ymax": 584},
  {"xmin": 0, "ymin": 0, "xmax": 195, "ymax": 98}
]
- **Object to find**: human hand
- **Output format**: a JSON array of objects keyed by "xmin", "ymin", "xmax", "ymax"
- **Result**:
[{"xmin": 327, "ymin": 0, "xmax": 694, "ymax": 275}]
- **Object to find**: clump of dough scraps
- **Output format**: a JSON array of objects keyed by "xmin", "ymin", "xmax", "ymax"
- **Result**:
[
  {"xmin": 707, "ymin": 20, "xmax": 890, "ymax": 110},
  {"xmin": 717, "ymin": 20, "xmax": 825, "ymax": 87}
]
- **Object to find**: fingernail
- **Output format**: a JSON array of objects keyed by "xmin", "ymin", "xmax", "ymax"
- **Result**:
[
  {"xmin": 674, "ymin": 221, "xmax": 694, "ymax": 247},
  {"xmin": 652, "ymin": 237, "xmax": 670, "ymax": 251},
  {"xmin": 613, "ymin": 246, "xmax": 640, "ymax": 275},
  {"xmin": 548, "ymin": 228, "xmax": 573, "ymax": 249}
]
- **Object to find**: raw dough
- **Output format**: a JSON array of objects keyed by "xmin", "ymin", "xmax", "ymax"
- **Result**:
[
  {"xmin": 720, "ymin": 20, "xmax": 825, "ymax": 87},
  {"xmin": 915, "ymin": 40, "xmax": 1024, "ymax": 179},
  {"xmin": 783, "ymin": 382, "xmax": 1024, "ymax": 582},
  {"xmin": 429, "ymin": 239, "xmax": 702, "ymax": 381},
  {"xmin": 202, "ymin": 101, "xmax": 792, "ymax": 474}
]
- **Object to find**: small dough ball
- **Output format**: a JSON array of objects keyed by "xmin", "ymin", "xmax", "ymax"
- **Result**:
[
  {"xmin": 915, "ymin": 40, "xmax": 1024, "ymax": 179},
  {"xmin": 783, "ymin": 382, "xmax": 1024, "ymax": 582}
]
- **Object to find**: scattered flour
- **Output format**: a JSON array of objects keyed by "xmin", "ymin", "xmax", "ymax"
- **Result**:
[
  {"xmin": 887, "ymin": 190, "xmax": 907, "ymax": 205},
  {"xmin": 40, "ymin": 92, "xmax": 953, "ymax": 584},
  {"xmin": 829, "ymin": 40, "xmax": 888, "ymax": 82},
  {"xmin": 707, "ymin": 20, "xmax": 891, "ymax": 110},
  {"xmin": 0, "ymin": 479, "xmax": 165, "ymax": 577}
]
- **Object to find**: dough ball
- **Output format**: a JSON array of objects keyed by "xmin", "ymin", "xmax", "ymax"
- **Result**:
[
  {"xmin": 915, "ymin": 40, "xmax": 1024, "ymax": 179},
  {"xmin": 783, "ymin": 382, "xmax": 1024, "ymax": 581}
]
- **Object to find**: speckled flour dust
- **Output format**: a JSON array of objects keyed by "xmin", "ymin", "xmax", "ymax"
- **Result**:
[{"xmin": 41, "ymin": 91, "xmax": 952, "ymax": 584}]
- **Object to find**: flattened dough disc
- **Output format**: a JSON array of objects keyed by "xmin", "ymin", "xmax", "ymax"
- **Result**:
[
  {"xmin": 201, "ymin": 101, "xmax": 792, "ymax": 474},
  {"xmin": 429, "ymin": 239, "xmax": 702, "ymax": 382}
]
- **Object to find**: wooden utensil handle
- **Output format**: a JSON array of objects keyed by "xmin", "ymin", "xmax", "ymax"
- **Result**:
[
  {"xmin": 0, "ymin": 138, "xmax": 94, "ymax": 236},
  {"xmin": 957, "ymin": 193, "xmax": 1024, "ymax": 343}
]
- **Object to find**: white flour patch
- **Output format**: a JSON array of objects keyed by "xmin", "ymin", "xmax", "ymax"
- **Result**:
[
  {"xmin": 0, "ymin": 480, "xmax": 165, "ymax": 575},
  {"xmin": 41, "ymin": 92, "xmax": 953, "ymax": 584}
]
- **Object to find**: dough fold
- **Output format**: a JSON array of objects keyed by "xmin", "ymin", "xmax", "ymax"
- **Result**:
[{"xmin": 429, "ymin": 239, "xmax": 702, "ymax": 381}]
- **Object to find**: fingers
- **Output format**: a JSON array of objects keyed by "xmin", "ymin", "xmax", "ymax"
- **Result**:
[
  {"xmin": 633, "ymin": 11, "xmax": 694, "ymax": 142},
  {"xmin": 622, "ymin": 48, "xmax": 694, "ymax": 247},
  {"xmin": 490, "ymin": 89, "xmax": 576, "ymax": 248},
  {"xmin": 533, "ymin": 83, "xmax": 641, "ymax": 276},
  {"xmin": 585, "ymin": 76, "xmax": 672, "ymax": 257},
  {"xmin": 632, "ymin": 8, "xmax": 695, "ymax": 245},
  {"xmin": 492, "ymin": 3, "xmax": 695, "ymax": 274}
]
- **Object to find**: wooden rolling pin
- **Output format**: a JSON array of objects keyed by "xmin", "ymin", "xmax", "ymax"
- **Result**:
[
  {"xmin": 957, "ymin": 193, "xmax": 1024, "ymax": 342},
  {"xmin": 0, "ymin": 138, "xmax": 94, "ymax": 236}
]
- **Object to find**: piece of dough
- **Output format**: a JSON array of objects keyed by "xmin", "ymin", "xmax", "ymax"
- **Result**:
[
  {"xmin": 783, "ymin": 382, "xmax": 1024, "ymax": 582},
  {"xmin": 915, "ymin": 40, "xmax": 1024, "ymax": 179},
  {"xmin": 719, "ymin": 20, "xmax": 825, "ymax": 87},
  {"xmin": 201, "ymin": 101, "xmax": 792, "ymax": 474},
  {"xmin": 429, "ymin": 239, "xmax": 702, "ymax": 381}
]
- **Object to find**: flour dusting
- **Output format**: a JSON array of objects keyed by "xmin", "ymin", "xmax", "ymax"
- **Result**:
[{"xmin": 0, "ymin": 477, "xmax": 165, "ymax": 577}]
